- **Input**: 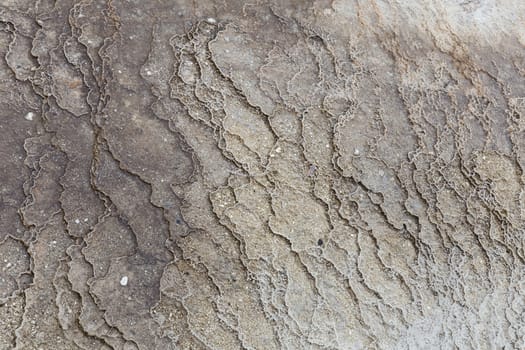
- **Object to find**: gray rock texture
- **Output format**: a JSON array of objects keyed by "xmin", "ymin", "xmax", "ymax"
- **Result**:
[{"xmin": 1, "ymin": 0, "xmax": 525, "ymax": 349}]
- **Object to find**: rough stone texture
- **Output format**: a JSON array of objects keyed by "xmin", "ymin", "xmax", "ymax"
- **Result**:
[{"xmin": 1, "ymin": 1, "xmax": 525, "ymax": 349}]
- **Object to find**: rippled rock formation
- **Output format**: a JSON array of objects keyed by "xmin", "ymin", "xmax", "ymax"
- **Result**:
[{"xmin": 1, "ymin": 1, "xmax": 525, "ymax": 349}]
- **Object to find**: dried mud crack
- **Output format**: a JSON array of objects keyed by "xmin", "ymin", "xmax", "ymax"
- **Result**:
[{"xmin": 1, "ymin": 1, "xmax": 525, "ymax": 349}]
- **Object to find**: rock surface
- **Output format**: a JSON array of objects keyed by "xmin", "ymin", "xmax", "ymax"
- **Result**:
[{"xmin": 1, "ymin": 1, "xmax": 525, "ymax": 349}]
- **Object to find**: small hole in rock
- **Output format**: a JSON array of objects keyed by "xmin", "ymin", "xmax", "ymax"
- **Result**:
[{"xmin": 317, "ymin": 239, "xmax": 323, "ymax": 246}]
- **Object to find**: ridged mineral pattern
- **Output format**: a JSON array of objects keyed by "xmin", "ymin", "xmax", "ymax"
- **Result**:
[{"xmin": 1, "ymin": 1, "xmax": 525, "ymax": 349}]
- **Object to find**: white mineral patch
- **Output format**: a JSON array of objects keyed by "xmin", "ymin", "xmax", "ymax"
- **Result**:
[
  {"xmin": 120, "ymin": 276, "xmax": 128, "ymax": 286},
  {"xmin": 24, "ymin": 112, "xmax": 34, "ymax": 121}
]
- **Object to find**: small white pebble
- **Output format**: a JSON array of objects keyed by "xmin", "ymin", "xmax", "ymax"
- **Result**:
[
  {"xmin": 84, "ymin": 218, "xmax": 88, "ymax": 222},
  {"xmin": 353, "ymin": 148, "xmax": 360, "ymax": 155},
  {"xmin": 120, "ymin": 276, "xmax": 128, "ymax": 286},
  {"xmin": 206, "ymin": 17, "xmax": 216, "ymax": 24},
  {"xmin": 74, "ymin": 219, "xmax": 80, "ymax": 224},
  {"xmin": 6, "ymin": 262, "xmax": 12, "ymax": 268},
  {"xmin": 24, "ymin": 112, "xmax": 34, "ymax": 121},
  {"xmin": 145, "ymin": 70, "xmax": 152, "ymax": 76}
]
